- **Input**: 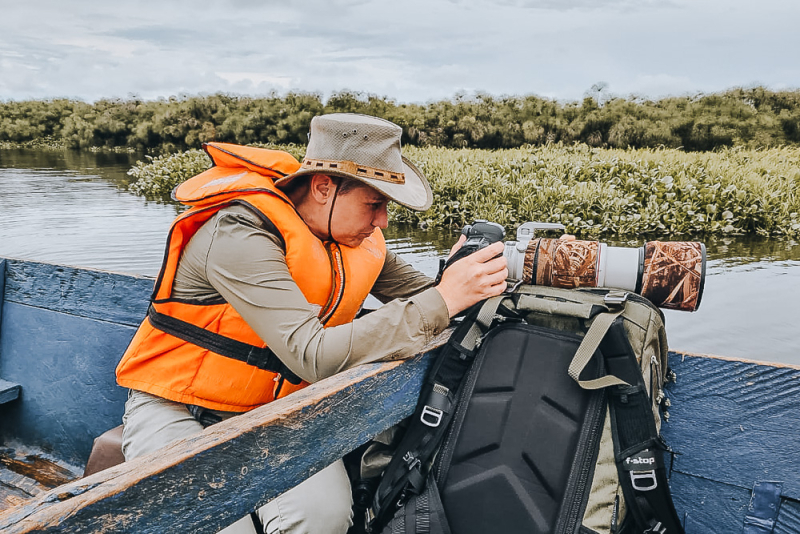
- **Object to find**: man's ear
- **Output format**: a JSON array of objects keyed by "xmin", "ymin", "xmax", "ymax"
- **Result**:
[{"xmin": 308, "ymin": 174, "xmax": 336, "ymax": 204}]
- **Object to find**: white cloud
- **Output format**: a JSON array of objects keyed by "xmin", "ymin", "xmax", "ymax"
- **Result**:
[
  {"xmin": 0, "ymin": 0, "xmax": 798, "ymax": 103},
  {"xmin": 216, "ymin": 72, "xmax": 294, "ymax": 90}
]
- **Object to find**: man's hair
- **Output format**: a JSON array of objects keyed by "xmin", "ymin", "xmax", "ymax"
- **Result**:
[{"xmin": 336, "ymin": 176, "xmax": 368, "ymax": 195}]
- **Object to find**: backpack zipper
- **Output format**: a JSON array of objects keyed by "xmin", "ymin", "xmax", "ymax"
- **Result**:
[{"xmin": 556, "ymin": 389, "xmax": 606, "ymax": 534}]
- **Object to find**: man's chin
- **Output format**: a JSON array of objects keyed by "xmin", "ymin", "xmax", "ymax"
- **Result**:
[
  {"xmin": 339, "ymin": 236, "xmax": 367, "ymax": 248},
  {"xmin": 335, "ymin": 230, "xmax": 374, "ymax": 248}
]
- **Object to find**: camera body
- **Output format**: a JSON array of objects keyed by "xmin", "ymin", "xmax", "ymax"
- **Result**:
[{"xmin": 460, "ymin": 220, "xmax": 506, "ymax": 254}]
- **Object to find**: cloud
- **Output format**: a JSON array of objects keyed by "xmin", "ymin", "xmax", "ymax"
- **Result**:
[
  {"xmin": 1, "ymin": 0, "xmax": 799, "ymax": 103},
  {"xmin": 447, "ymin": 0, "xmax": 674, "ymax": 11},
  {"xmin": 216, "ymin": 72, "xmax": 294, "ymax": 91},
  {"xmin": 103, "ymin": 27, "xmax": 205, "ymax": 49}
]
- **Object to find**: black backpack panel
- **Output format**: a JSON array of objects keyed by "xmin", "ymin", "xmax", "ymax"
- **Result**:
[{"xmin": 439, "ymin": 323, "xmax": 605, "ymax": 534}]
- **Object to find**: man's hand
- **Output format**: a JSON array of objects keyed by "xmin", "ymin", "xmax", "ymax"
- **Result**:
[{"xmin": 435, "ymin": 237, "xmax": 508, "ymax": 317}]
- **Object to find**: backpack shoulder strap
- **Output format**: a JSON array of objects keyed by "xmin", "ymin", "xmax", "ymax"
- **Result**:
[
  {"xmin": 600, "ymin": 314, "xmax": 685, "ymax": 534},
  {"xmin": 370, "ymin": 296, "xmax": 504, "ymax": 532}
]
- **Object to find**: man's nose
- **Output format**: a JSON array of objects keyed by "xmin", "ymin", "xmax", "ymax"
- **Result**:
[{"xmin": 373, "ymin": 205, "xmax": 389, "ymax": 229}]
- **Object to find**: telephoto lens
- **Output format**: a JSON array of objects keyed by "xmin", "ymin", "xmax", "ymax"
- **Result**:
[{"xmin": 503, "ymin": 222, "xmax": 706, "ymax": 312}]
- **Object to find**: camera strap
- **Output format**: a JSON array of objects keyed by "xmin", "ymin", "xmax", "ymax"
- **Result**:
[{"xmin": 433, "ymin": 245, "xmax": 476, "ymax": 285}]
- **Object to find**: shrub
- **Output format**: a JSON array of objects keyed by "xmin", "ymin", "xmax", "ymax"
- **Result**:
[{"xmin": 127, "ymin": 143, "xmax": 800, "ymax": 237}]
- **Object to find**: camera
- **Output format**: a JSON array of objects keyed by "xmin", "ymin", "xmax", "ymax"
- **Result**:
[
  {"xmin": 461, "ymin": 220, "xmax": 506, "ymax": 254},
  {"xmin": 454, "ymin": 220, "xmax": 706, "ymax": 312},
  {"xmin": 435, "ymin": 220, "xmax": 505, "ymax": 280}
]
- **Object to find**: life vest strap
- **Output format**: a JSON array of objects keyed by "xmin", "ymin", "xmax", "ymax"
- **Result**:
[{"xmin": 146, "ymin": 305, "xmax": 302, "ymax": 384}]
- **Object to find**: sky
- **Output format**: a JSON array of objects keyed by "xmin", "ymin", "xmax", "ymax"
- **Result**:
[{"xmin": 1, "ymin": 0, "xmax": 799, "ymax": 104}]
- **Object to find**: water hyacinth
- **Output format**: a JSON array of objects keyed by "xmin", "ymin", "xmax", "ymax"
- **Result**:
[
  {"xmin": 128, "ymin": 143, "xmax": 800, "ymax": 238},
  {"xmin": 127, "ymin": 149, "xmax": 212, "ymax": 197}
]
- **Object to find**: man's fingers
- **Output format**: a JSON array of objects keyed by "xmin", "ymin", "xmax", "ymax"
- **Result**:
[
  {"xmin": 481, "ymin": 257, "xmax": 507, "ymax": 275},
  {"xmin": 485, "ymin": 276, "xmax": 508, "ymax": 295},
  {"xmin": 469, "ymin": 241, "xmax": 505, "ymax": 262},
  {"xmin": 493, "ymin": 280, "xmax": 508, "ymax": 292},
  {"xmin": 448, "ymin": 234, "xmax": 467, "ymax": 257}
]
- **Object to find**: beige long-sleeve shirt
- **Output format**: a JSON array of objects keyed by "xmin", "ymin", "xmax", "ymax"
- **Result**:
[{"xmin": 171, "ymin": 204, "xmax": 450, "ymax": 384}]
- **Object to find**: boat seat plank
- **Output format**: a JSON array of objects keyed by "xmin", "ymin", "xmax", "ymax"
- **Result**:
[
  {"xmin": 0, "ymin": 446, "xmax": 82, "ymax": 515},
  {"xmin": 0, "ymin": 469, "xmax": 43, "ymax": 499},
  {"xmin": 0, "ymin": 467, "xmax": 43, "ymax": 513},
  {"xmin": 0, "ymin": 379, "xmax": 20, "ymax": 404}
]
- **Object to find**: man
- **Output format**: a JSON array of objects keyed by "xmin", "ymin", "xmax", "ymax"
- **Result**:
[{"xmin": 116, "ymin": 113, "xmax": 508, "ymax": 534}]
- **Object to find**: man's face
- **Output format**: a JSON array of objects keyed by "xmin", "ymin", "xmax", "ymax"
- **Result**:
[{"xmin": 330, "ymin": 183, "xmax": 390, "ymax": 248}]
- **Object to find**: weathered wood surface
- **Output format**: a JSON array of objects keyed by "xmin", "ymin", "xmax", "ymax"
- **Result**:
[
  {"xmin": 0, "ymin": 378, "xmax": 21, "ymax": 404},
  {"xmin": 0, "ymin": 258, "xmax": 151, "ymax": 464},
  {"xmin": 0, "ymin": 259, "xmax": 6, "ymax": 331},
  {"xmin": 0, "ymin": 350, "xmax": 435, "ymax": 533},
  {"xmin": 1, "ymin": 257, "xmax": 153, "ymax": 327},
  {"xmin": 0, "ymin": 260, "xmax": 22, "ymax": 406},
  {"xmin": 663, "ymin": 351, "xmax": 800, "ymax": 532},
  {"xmin": 0, "ymin": 447, "xmax": 81, "ymax": 514},
  {"xmin": 2, "ymin": 258, "xmax": 799, "ymax": 532},
  {"xmin": 0, "ymin": 302, "xmax": 138, "ymax": 465}
]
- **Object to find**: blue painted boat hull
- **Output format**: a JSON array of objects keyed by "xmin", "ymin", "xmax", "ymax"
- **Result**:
[{"xmin": 0, "ymin": 257, "xmax": 797, "ymax": 532}]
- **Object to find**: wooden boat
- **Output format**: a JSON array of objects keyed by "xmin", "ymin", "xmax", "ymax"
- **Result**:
[{"xmin": 0, "ymin": 256, "xmax": 797, "ymax": 533}]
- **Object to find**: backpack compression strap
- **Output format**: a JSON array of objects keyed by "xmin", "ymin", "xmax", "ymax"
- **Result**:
[{"xmin": 370, "ymin": 296, "xmax": 504, "ymax": 531}]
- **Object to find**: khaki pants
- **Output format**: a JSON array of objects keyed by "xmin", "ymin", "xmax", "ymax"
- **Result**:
[{"xmin": 122, "ymin": 390, "xmax": 353, "ymax": 534}]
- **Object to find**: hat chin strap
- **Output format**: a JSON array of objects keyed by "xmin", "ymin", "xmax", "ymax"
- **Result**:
[{"xmin": 326, "ymin": 181, "xmax": 341, "ymax": 243}]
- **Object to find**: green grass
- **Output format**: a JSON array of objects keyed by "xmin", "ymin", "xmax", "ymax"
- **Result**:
[{"xmin": 127, "ymin": 143, "xmax": 800, "ymax": 238}]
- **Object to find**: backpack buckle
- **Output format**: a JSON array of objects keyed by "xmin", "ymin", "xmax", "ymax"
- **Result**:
[
  {"xmin": 420, "ymin": 383, "xmax": 450, "ymax": 427},
  {"xmin": 420, "ymin": 405, "xmax": 444, "ymax": 427},
  {"xmin": 402, "ymin": 451, "xmax": 421, "ymax": 471},
  {"xmin": 630, "ymin": 469, "xmax": 658, "ymax": 491},
  {"xmin": 604, "ymin": 291, "xmax": 629, "ymax": 307},
  {"xmin": 643, "ymin": 521, "xmax": 666, "ymax": 534},
  {"xmin": 504, "ymin": 278, "xmax": 524, "ymax": 294}
]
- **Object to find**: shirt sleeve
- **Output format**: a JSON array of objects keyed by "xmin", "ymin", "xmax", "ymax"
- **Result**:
[
  {"xmin": 370, "ymin": 250, "xmax": 436, "ymax": 303},
  {"xmin": 196, "ymin": 207, "xmax": 450, "ymax": 384}
]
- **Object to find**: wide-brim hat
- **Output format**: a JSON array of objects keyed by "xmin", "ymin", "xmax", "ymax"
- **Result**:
[{"xmin": 274, "ymin": 113, "xmax": 433, "ymax": 211}]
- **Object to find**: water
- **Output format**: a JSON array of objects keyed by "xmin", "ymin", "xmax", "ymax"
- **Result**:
[
  {"xmin": 1, "ymin": 148, "xmax": 798, "ymax": 365},
  {"xmin": 0, "ymin": 149, "xmax": 179, "ymax": 274}
]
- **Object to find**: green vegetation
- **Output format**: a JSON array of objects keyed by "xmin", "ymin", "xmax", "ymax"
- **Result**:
[
  {"xmin": 2, "ymin": 87, "xmax": 800, "ymax": 153},
  {"xmin": 126, "ymin": 143, "xmax": 306, "ymax": 197},
  {"xmin": 127, "ymin": 149, "xmax": 212, "ymax": 197},
  {"xmin": 128, "ymin": 144, "xmax": 800, "ymax": 238}
]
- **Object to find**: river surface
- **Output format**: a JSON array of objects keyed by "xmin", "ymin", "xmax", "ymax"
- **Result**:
[{"xmin": 1, "ymin": 148, "xmax": 798, "ymax": 365}]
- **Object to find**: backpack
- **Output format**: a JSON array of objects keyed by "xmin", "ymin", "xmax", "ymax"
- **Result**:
[{"xmin": 367, "ymin": 285, "xmax": 684, "ymax": 534}]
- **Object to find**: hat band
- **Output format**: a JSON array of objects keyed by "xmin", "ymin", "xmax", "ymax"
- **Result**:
[{"xmin": 302, "ymin": 158, "xmax": 405, "ymax": 184}]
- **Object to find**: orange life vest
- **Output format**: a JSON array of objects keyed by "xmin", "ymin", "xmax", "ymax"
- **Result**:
[{"xmin": 116, "ymin": 142, "xmax": 386, "ymax": 412}]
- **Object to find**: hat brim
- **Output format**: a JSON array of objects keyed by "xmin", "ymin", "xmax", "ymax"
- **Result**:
[{"xmin": 275, "ymin": 156, "xmax": 432, "ymax": 211}]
